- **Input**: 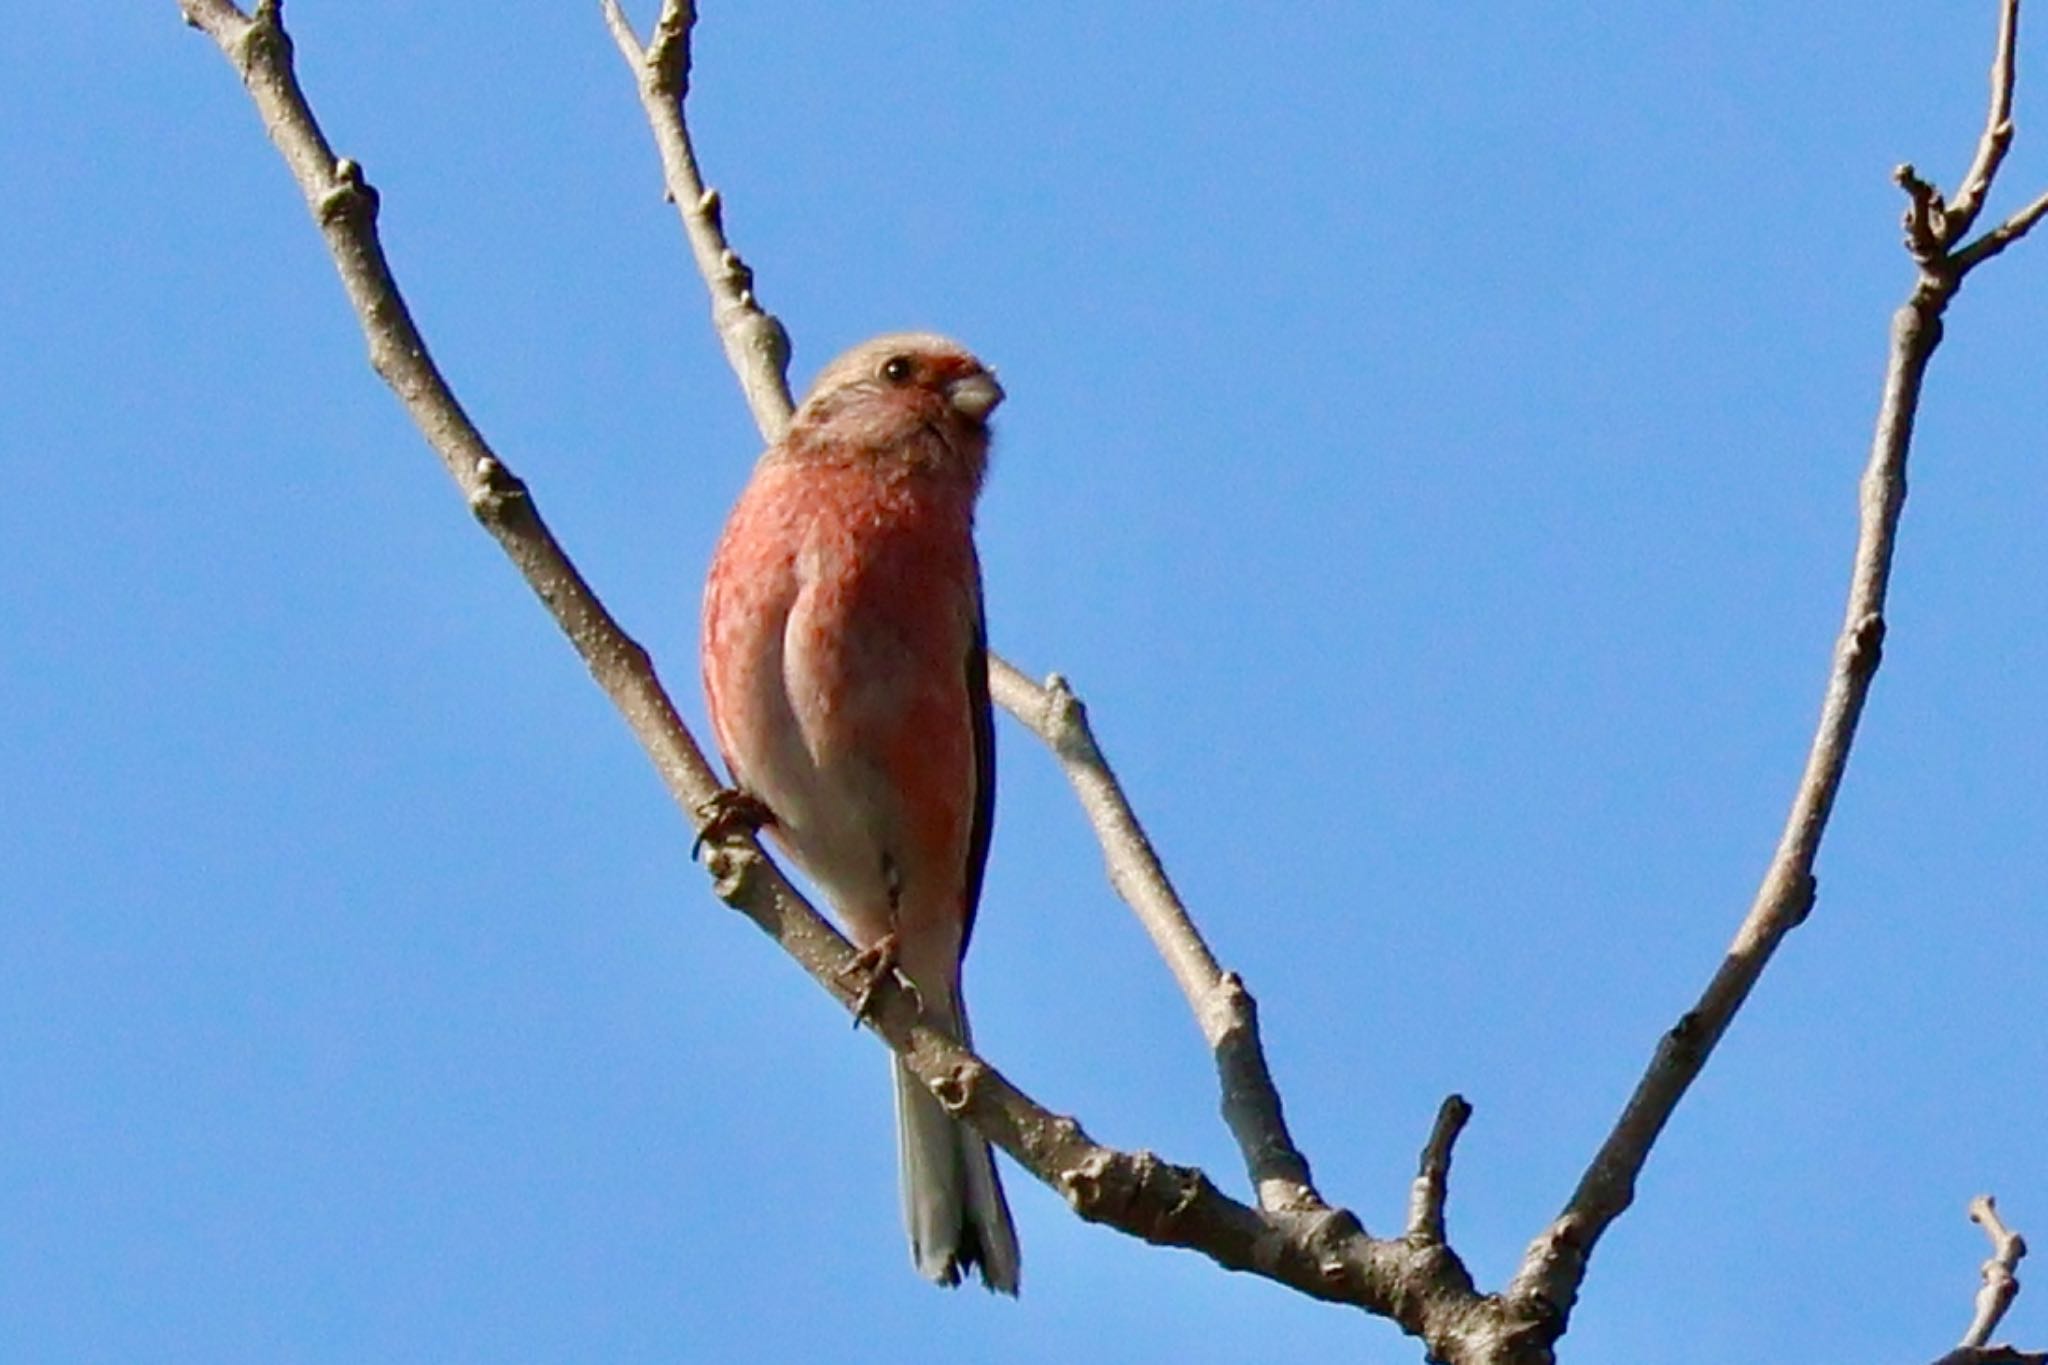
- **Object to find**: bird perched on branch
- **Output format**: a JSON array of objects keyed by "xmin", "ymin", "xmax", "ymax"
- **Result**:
[{"xmin": 700, "ymin": 332, "xmax": 1020, "ymax": 1293}]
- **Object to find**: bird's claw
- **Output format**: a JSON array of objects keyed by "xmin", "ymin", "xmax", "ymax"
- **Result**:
[
  {"xmin": 691, "ymin": 788, "xmax": 775, "ymax": 861},
  {"xmin": 839, "ymin": 933, "xmax": 919, "ymax": 1027}
]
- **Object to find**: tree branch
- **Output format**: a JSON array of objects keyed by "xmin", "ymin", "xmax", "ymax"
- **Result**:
[
  {"xmin": 1952, "ymin": 184, "xmax": 2048, "ymax": 273},
  {"xmin": 599, "ymin": 0, "xmax": 794, "ymax": 437},
  {"xmin": 987, "ymin": 660, "xmax": 1321, "ymax": 1212},
  {"xmin": 177, "ymin": 0, "xmax": 719, "ymax": 827},
  {"xmin": 1505, "ymin": 1, "xmax": 2048, "ymax": 1328},
  {"xmin": 1406, "ymin": 1095, "xmax": 1473, "ymax": 1245},
  {"xmin": 1894, "ymin": 0, "xmax": 2028, "ymax": 256},
  {"xmin": 1934, "ymin": 1195, "xmax": 2044, "ymax": 1363},
  {"xmin": 1949, "ymin": 0, "xmax": 2024, "ymax": 242}
]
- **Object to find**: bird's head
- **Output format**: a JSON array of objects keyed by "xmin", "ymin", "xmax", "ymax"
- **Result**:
[{"xmin": 784, "ymin": 332, "xmax": 1002, "ymax": 486}]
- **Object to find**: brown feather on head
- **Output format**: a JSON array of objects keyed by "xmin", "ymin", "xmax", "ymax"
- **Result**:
[{"xmin": 786, "ymin": 332, "xmax": 1002, "ymax": 482}]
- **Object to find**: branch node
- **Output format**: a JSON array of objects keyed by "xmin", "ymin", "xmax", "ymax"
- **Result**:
[
  {"xmin": 1896, "ymin": 162, "xmax": 1950, "ymax": 259},
  {"xmin": 1037, "ymin": 673, "xmax": 1099, "ymax": 763},
  {"xmin": 1057, "ymin": 1150, "xmax": 1114, "ymax": 1214},
  {"xmin": 701, "ymin": 842, "xmax": 763, "ymax": 904},
  {"xmin": 930, "ymin": 1058, "xmax": 987, "ymax": 1117},
  {"xmin": 717, "ymin": 247, "xmax": 753, "ymax": 292},
  {"xmin": 1785, "ymin": 871, "xmax": 1818, "ymax": 929},
  {"xmin": 1848, "ymin": 611, "xmax": 1887, "ymax": 675},
  {"xmin": 645, "ymin": 0, "xmax": 697, "ymax": 93},
  {"xmin": 316, "ymin": 158, "xmax": 377, "ymax": 227},
  {"xmin": 1046, "ymin": 1113, "xmax": 1086, "ymax": 1151},
  {"xmin": 466, "ymin": 456, "xmax": 528, "ymax": 527},
  {"xmin": 239, "ymin": 1, "xmax": 289, "ymax": 73},
  {"xmin": 1668, "ymin": 1008, "xmax": 1702, "ymax": 1046}
]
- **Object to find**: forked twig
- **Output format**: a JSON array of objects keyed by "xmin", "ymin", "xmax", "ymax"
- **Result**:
[
  {"xmin": 1507, "ymin": 0, "xmax": 2048, "ymax": 1328},
  {"xmin": 1932, "ymin": 1196, "xmax": 2043, "ymax": 1364}
]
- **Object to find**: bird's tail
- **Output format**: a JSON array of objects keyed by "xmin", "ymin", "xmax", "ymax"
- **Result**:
[{"xmin": 893, "ymin": 992, "xmax": 1020, "ymax": 1294}]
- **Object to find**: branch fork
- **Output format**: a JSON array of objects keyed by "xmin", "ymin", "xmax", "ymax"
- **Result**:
[{"xmin": 1934, "ymin": 1197, "xmax": 2043, "ymax": 1365}]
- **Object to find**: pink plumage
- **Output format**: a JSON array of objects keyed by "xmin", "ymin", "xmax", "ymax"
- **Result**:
[{"xmin": 701, "ymin": 332, "xmax": 1019, "ymax": 1293}]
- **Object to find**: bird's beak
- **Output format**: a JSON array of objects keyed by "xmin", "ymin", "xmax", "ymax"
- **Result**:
[{"xmin": 945, "ymin": 370, "xmax": 1004, "ymax": 422}]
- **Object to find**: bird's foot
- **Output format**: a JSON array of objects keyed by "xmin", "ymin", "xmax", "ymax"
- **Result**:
[
  {"xmin": 691, "ymin": 788, "xmax": 776, "ymax": 861},
  {"xmin": 840, "ymin": 933, "xmax": 918, "ymax": 1027}
]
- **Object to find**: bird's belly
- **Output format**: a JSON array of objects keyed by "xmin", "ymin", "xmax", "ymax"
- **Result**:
[{"xmin": 734, "ymin": 680, "xmax": 901, "ymax": 948}]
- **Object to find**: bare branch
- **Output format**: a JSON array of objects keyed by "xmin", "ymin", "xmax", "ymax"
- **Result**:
[
  {"xmin": 1931, "ymin": 1198, "xmax": 2043, "ymax": 1365},
  {"xmin": 176, "ymin": 0, "xmax": 722, "ymax": 826},
  {"xmin": 1954, "ymin": 184, "xmax": 2048, "ymax": 271},
  {"xmin": 985, "ymin": 663, "xmax": 1219, "ymax": 1001},
  {"xmin": 987, "ymin": 660, "xmax": 1322, "ymax": 1210},
  {"xmin": 1899, "ymin": 162, "xmax": 1952, "ymax": 263},
  {"xmin": 1958, "ymin": 1196, "xmax": 2035, "ymax": 1352},
  {"xmin": 600, "ymin": 0, "xmax": 794, "ymax": 438},
  {"xmin": 1950, "ymin": 0, "xmax": 2025, "ymax": 240},
  {"xmin": 1406, "ymin": 1095, "xmax": 1473, "ymax": 1245},
  {"xmin": 696, "ymin": 838, "xmax": 1510, "ymax": 1357},
  {"xmin": 1510, "ymin": 291, "xmax": 1922, "ymax": 1333},
  {"xmin": 1506, "ymin": 0, "xmax": 2046, "ymax": 1327},
  {"xmin": 1896, "ymin": 0, "xmax": 2025, "ymax": 259}
]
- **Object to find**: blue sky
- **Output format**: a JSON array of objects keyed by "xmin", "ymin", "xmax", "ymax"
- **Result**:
[{"xmin": 5, "ymin": 5, "xmax": 2046, "ymax": 1362}]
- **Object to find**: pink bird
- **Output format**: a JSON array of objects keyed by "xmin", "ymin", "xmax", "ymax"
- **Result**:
[{"xmin": 700, "ymin": 332, "xmax": 1020, "ymax": 1293}]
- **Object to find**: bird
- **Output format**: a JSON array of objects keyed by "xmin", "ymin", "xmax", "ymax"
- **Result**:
[{"xmin": 700, "ymin": 332, "xmax": 1020, "ymax": 1293}]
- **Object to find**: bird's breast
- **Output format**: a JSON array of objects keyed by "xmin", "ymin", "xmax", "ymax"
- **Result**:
[{"xmin": 704, "ymin": 459, "xmax": 982, "ymax": 946}]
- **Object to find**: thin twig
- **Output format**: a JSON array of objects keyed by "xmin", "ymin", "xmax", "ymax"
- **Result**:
[
  {"xmin": 599, "ymin": 0, "xmax": 794, "ymax": 437},
  {"xmin": 1950, "ymin": 0, "xmax": 2025, "ymax": 241},
  {"xmin": 1407, "ymin": 1095, "xmax": 1473, "ymax": 1245},
  {"xmin": 177, "ymin": 0, "xmax": 720, "ymax": 825},
  {"xmin": 1954, "ymin": 185, "xmax": 2048, "ymax": 272},
  {"xmin": 988, "ymin": 660, "xmax": 1322, "ymax": 1211},
  {"xmin": 1899, "ymin": 0, "xmax": 2024, "ymax": 259},
  {"xmin": 1961, "ymin": 1196, "xmax": 2033, "ymax": 1350},
  {"xmin": 1899, "ymin": 162, "xmax": 1951, "ymax": 262},
  {"xmin": 1505, "ymin": 1, "xmax": 2048, "ymax": 1330}
]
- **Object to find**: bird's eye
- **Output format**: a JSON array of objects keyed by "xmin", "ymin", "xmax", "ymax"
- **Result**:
[{"xmin": 879, "ymin": 354, "xmax": 915, "ymax": 385}]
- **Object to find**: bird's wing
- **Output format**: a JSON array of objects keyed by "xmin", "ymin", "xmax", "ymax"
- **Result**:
[{"xmin": 959, "ymin": 571, "xmax": 995, "ymax": 955}]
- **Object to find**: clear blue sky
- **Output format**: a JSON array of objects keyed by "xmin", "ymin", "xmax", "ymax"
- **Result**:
[{"xmin": 5, "ymin": 5, "xmax": 2046, "ymax": 1362}]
